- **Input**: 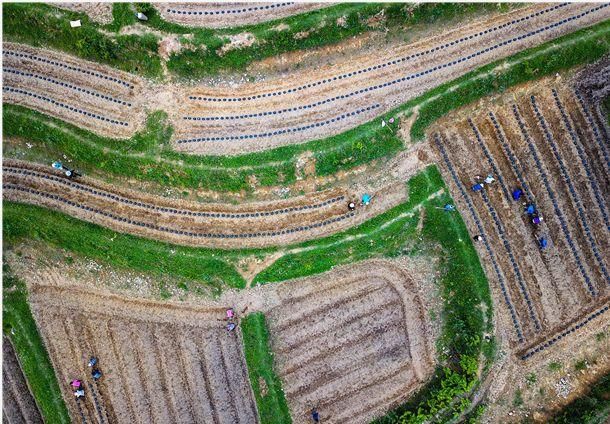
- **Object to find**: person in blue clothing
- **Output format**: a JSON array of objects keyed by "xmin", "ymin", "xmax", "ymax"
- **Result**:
[
  {"xmin": 525, "ymin": 204, "xmax": 536, "ymax": 215},
  {"xmin": 539, "ymin": 237, "xmax": 548, "ymax": 249},
  {"xmin": 311, "ymin": 408, "xmax": 320, "ymax": 423},
  {"xmin": 512, "ymin": 188, "xmax": 523, "ymax": 201}
]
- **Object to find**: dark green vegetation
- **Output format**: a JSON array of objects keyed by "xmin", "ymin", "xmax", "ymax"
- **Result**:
[
  {"xmin": 3, "ymin": 267, "xmax": 71, "ymax": 423},
  {"xmin": 409, "ymin": 19, "xmax": 610, "ymax": 140},
  {"xmin": 241, "ymin": 312, "xmax": 292, "ymax": 424},
  {"xmin": 3, "ymin": 3, "xmax": 162, "ymax": 78},
  {"xmin": 3, "ymin": 2, "xmax": 508, "ymax": 80},
  {"xmin": 3, "ymin": 201, "xmax": 248, "ymax": 293},
  {"xmin": 550, "ymin": 371, "xmax": 610, "ymax": 424},
  {"xmin": 3, "ymin": 104, "xmax": 401, "ymax": 194}
]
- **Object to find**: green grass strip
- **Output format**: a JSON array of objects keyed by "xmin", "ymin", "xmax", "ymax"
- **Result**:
[
  {"xmin": 253, "ymin": 165, "xmax": 441, "ymax": 283},
  {"xmin": 2, "ymin": 104, "xmax": 401, "ymax": 193},
  {"xmin": 3, "ymin": 267, "xmax": 71, "ymax": 423},
  {"xmin": 241, "ymin": 312, "xmax": 292, "ymax": 424},
  {"xmin": 3, "ymin": 201, "xmax": 249, "ymax": 293}
]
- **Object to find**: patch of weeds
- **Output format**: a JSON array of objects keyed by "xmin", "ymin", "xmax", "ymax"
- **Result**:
[
  {"xmin": 526, "ymin": 372, "xmax": 537, "ymax": 387},
  {"xmin": 513, "ymin": 388, "xmax": 524, "ymax": 407},
  {"xmin": 574, "ymin": 359, "xmax": 588, "ymax": 372},
  {"xmin": 549, "ymin": 361, "xmax": 563, "ymax": 372}
]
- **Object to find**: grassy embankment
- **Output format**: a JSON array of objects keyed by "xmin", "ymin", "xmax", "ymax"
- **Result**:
[
  {"xmin": 3, "ymin": 2, "xmax": 508, "ymax": 80},
  {"xmin": 3, "ymin": 267, "xmax": 71, "ymax": 423},
  {"xmin": 241, "ymin": 312, "xmax": 292, "ymax": 424},
  {"xmin": 4, "ymin": 19, "xmax": 610, "ymax": 195}
]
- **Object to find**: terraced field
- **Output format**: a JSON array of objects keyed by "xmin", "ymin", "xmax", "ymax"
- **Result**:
[
  {"xmin": 2, "ymin": 43, "xmax": 145, "ymax": 138},
  {"xmin": 2, "ymin": 158, "xmax": 409, "ymax": 248},
  {"xmin": 4, "ymin": 4, "xmax": 609, "ymax": 155},
  {"xmin": 3, "ymin": 336, "xmax": 43, "ymax": 424},
  {"xmin": 431, "ymin": 74, "xmax": 610, "ymax": 360},
  {"xmin": 27, "ymin": 274, "xmax": 257, "ymax": 424},
  {"xmin": 264, "ymin": 261, "xmax": 434, "ymax": 424},
  {"xmin": 154, "ymin": 2, "xmax": 330, "ymax": 27},
  {"xmin": 4, "ymin": 2, "xmax": 610, "ymax": 423}
]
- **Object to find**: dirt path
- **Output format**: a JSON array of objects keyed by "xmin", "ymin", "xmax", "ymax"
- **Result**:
[
  {"xmin": 2, "ymin": 336, "xmax": 43, "ymax": 424},
  {"xmin": 4, "ymin": 4, "xmax": 609, "ymax": 155}
]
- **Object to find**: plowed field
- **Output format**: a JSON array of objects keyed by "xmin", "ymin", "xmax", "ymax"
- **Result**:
[
  {"xmin": 27, "ymin": 272, "xmax": 258, "ymax": 424},
  {"xmin": 263, "ymin": 260, "xmax": 434, "ymax": 424},
  {"xmin": 430, "ymin": 75, "xmax": 610, "ymax": 359}
]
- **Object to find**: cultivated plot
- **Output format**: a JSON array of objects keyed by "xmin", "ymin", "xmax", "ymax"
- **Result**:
[
  {"xmin": 431, "ymin": 76, "xmax": 610, "ymax": 360},
  {"xmin": 3, "ymin": 335, "xmax": 43, "ymax": 424},
  {"xmin": 264, "ymin": 260, "xmax": 435, "ymax": 424},
  {"xmin": 27, "ymin": 274, "xmax": 257, "ymax": 424},
  {"xmin": 3, "ymin": 158, "xmax": 407, "ymax": 248}
]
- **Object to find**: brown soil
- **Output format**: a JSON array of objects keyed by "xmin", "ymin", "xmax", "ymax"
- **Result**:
[
  {"xmin": 154, "ymin": 3, "xmax": 331, "ymax": 28},
  {"xmin": 429, "ymin": 74, "xmax": 610, "ymax": 422},
  {"xmin": 262, "ymin": 260, "xmax": 436, "ymax": 424},
  {"xmin": 3, "ymin": 336, "xmax": 43, "ymax": 424},
  {"xmin": 3, "ymin": 42, "xmax": 146, "ymax": 138},
  {"xmin": 170, "ymin": 3, "xmax": 609, "ymax": 155},
  {"xmin": 23, "ymin": 271, "xmax": 257, "ymax": 424}
]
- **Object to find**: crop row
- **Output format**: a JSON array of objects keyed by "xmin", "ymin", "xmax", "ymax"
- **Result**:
[
  {"xmin": 3, "ymin": 49, "xmax": 134, "ymax": 89},
  {"xmin": 176, "ymin": 104, "xmax": 380, "ymax": 143},
  {"xmin": 3, "ymin": 68, "xmax": 132, "ymax": 106},
  {"xmin": 551, "ymin": 89, "xmax": 610, "ymax": 231},
  {"xmin": 190, "ymin": 3, "xmax": 569, "ymax": 102},
  {"xmin": 2, "ymin": 86, "xmax": 129, "ymax": 126},
  {"xmin": 4, "ymin": 183, "xmax": 354, "ymax": 239},
  {"xmin": 511, "ymin": 104, "xmax": 597, "ymax": 297},
  {"xmin": 3, "ymin": 165, "xmax": 344, "ymax": 219},
  {"xmin": 434, "ymin": 133, "xmax": 525, "ymax": 342},
  {"xmin": 530, "ymin": 95, "xmax": 609, "ymax": 283}
]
